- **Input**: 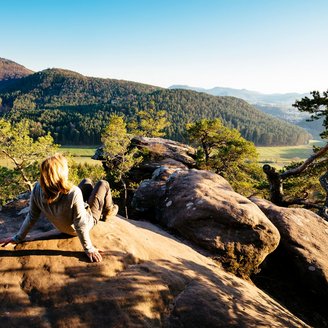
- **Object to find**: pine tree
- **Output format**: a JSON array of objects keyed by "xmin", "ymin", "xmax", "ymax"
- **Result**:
[
  {"xmin": 0, "ymin": 118, "xmax": 58, "ymax": 203},
  {"xmin": 186, "ymin": 118, "xmax": 263, "ymax": 195},
  {"xmin": 101, "ymin": 114, "xmax": 142, "ymax": 218}
]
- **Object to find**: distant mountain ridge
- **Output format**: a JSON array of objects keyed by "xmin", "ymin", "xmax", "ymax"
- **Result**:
[
  {"xmin": 0, "ymin": 59, "xmax": 311, "ymax": 146},
  {"xmin": 0, "ymin": 58, "xmax": 33, "ymax": 81},
  {"xmin": 169, "ymin": 84, "xmax": 309, "ymax": 106}
]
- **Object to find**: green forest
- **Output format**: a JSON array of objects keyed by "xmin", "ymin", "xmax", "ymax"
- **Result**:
[{"xmin": 0, "ymin": 68, "xmax": 311, "ymax": 146}]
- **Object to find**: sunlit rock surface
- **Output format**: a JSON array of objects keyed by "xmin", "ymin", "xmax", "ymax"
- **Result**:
[{"xmin": 0, "ymin": 204, "xmax": 307, "ymax": 327}]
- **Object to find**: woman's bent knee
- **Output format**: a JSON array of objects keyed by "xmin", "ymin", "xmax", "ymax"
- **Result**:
[
  {"xmin": 80, "ymin": 178, "xmax": 93, "ymax": 185},
  {"xmin": 98, "ymin": 180, "xmax": 110, "ymax": 190}
]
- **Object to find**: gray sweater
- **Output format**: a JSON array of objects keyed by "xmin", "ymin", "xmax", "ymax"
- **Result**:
[{"xmin": 14, "ymin": 183, "xmax": 96, "ymax": 253}]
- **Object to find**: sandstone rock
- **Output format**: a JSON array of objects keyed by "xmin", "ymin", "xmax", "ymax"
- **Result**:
[
  {"xmin": 131, "ymin": 166, "xmax": 186, "ymax": 217},
  {"xmin": 131, "ymin": 136, "xmax": 196, "ymax": 167},
  {"xmin": 129, "ymin": 158, "xmax": 189, "ymax": 187},
  {"xmin": 251, "ymin": 197, "xmax": 328, "ymax": 290},
  {"xmin": 133, "ymin": 168, "xmax": 280, "ymax": 277},
  {"xmin": 93, "ymin": 137, "xmax": 196, "ymax": 183},
  {"xmin": 251, "ymin": 197, "xmax": 328, "ymax": 326},
  {"xmin": 0, "ymin": 211, "xmax": 307, "ymax": 327}
]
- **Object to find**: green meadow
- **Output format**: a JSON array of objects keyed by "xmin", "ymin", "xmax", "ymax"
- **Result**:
[
  {"xmin": 257, "ymin": 140, "xmax": 324, "ymax": 168},
  {"xmin": 60, "ymin": 146, "xmax": 101, "ymax": 165},
  {"xmin": 0, "ymin": 146, "xmax": 100, "ymax": 168}
]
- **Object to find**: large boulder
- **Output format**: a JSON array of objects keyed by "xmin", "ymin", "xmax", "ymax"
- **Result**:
[
  {"xmin": 0, "ymin": 205, "xmax": 307, "ymax": 327},
  {"xmin": 251, "ymin": 197, "xmax": 328, "ymax": 327},
  {"xmin": 133, "ymin": 167, "xmax": 280, "ymax": 277}
]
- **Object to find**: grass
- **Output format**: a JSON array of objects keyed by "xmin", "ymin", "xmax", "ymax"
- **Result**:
[
  {"xmin": 0, "ymin": 157, "xmax": 13, "ymax": 167},
  {"xmin": 0, "ymin": 145, "xmax": 101, "ymax": 168},
  {"xmin": 257, "ymin": 140, "xmax": 325, "ymax": 168},
  {"xmin": 60, "ymin": 146, "xmax": 97, "ymax": 157},
  {"xmin": 60, "ymin": 145, "xmax": 100, "ymax": 165}
]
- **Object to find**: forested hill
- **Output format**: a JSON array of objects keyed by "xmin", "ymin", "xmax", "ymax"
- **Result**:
[
  {"xmin": 0, "ymin": 68, "xmax": 311, "ymax": 146},
  {"xmin": 0, "ymin": 58, "xmax": 33, "ymax": 81}
]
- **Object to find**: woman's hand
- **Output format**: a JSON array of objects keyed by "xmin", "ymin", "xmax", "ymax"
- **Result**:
[
  {"xmin": 87, "ymin": 249, "xmax": 103, "ymax": 262},
  {"xmin": 0, "ymin": 236, "xmax": 18, "ymax": 247}
]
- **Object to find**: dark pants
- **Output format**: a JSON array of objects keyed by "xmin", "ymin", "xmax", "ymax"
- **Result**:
[{"xmin": 78, "ymin": 179, "xmax": 113, "ymax": 222}]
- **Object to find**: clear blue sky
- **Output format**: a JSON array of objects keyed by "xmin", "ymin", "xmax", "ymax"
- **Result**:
[{"xmin": 1, "ymin": 0, "xmax": 327, "ymax": 93}]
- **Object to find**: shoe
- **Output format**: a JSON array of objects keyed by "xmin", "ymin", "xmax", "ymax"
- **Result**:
[{"xmin": 102, "ymin": 204, "xmax": 119, "ymax": 222}]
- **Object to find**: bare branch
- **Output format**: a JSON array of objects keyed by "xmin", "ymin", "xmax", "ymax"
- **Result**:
[
  {"xmin": 2, "ymin": 149, "xmax": 34, "ymax": 191},
  {"xmin": 284, "ymin": 198, "xmax": 323, "ymax": 209},
  {"xmin": 2, "ymin": 149, "xmax": 21, "ymax": 168},
  {"xmin": 281, "ymin": 143, "xmax": 328, "ymax": 179}
]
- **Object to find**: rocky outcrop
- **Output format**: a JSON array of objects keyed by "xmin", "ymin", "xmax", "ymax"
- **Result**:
[
  {"xmin": 93, "ymin": 137, "xmax": 196, "ymax": 168},
  {"xmin": 133, "ymin": 167, "xmax": 280, "ymax": 277},
  {"xmin": 131, "ymin": 136, "xmax": 196, "ymax": 167},
  {"xmin": 93, "ymin": 137, "xmax": 197, "ymax": 218},
  {"xmin": 0, "ymin": 204, "xmax": 307, "ymax": 327},
  {"xmin": 93, "ymin": 136, "xmax": 196, "ymax": 182},
  {"xmin": 251, "ymin": 197, "xmax": 328, "ymax": 327}
]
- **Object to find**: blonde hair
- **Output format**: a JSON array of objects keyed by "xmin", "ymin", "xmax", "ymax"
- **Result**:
[{"xmin": 40, "ymin": 153, "xmax": 73, "ymax": 204}]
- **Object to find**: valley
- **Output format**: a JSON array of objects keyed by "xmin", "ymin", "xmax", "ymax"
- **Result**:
[{"xmin": 1, "ymin": 142, "xmax": 324, "ymax": 169}]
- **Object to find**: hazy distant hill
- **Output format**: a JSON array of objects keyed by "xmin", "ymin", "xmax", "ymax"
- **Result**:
[
  {"xmin": 0, "ymin": 58, "xmax": 33, "ymax": 81},
  {"xmin": 0, "ymin": 66, "xmax": 311, "ymax": 146},
  {"xmin": 170, "ymin": 85, "xmax": 309, "ymax": 105}
]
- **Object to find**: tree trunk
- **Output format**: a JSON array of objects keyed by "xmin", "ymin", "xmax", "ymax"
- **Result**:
[
  {"xmin": 319, "ymin": 171, "xmax": 328, "ymax": 219},
  {"xmin": 121, "ymin": 177, "xmax": 128, "ymax": 219},
  {"xmin": 263, "ymin": 164, "xmax": 285, "ymax": 206},
  {"xmin": 263, "ymin": 143, "xmax": 328, "ymax": 212}
]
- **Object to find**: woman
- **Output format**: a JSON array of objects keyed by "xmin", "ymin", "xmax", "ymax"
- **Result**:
[{"xmin": 0, "ymin": 153, "xmax": 118, "ymax": 262}]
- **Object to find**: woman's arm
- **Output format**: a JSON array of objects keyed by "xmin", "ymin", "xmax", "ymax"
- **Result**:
[
  {"xmin": 72, "ymin": 189, "xmax": 102, "ymax": 262},
  {"xmin": 13, "ymin": 186, "xmax": 41, "ymax": 243},
  {"xmin": 1, "ymin": 229, "xmax": 62, "ymax": 247}
]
